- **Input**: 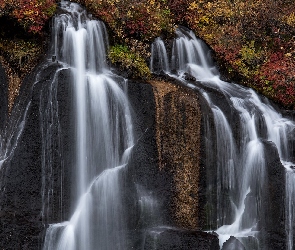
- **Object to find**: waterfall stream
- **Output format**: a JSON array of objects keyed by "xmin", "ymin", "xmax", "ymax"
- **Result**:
[
  {"xmin": 42, "ymin": 2, "xmax": 134, "ymax": 249},
  {"xmin": 1, "ymin": 1, "xmax": 295, "ymax": 249},
  {"xmin": 151, "ymin": 26, "xmax": 295, "ymax": 249}
]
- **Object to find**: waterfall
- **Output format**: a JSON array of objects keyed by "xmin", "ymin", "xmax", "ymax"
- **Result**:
[
  {"xmin": 43, "ymin": 2, "xmax": 134, "ymax": 249},
  {"xmin": 151, "ymin": 26, "xmax": 295, "ymax": 249},
  {"xmin": 150, "ymin": 38, "xmax": 169, "ymax": 73}
]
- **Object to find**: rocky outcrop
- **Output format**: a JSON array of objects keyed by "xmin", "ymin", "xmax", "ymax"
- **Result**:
[
  {"xmin": 0, "ymin": 61, "xmax": 290, "ymax": 250},
  {"xmin": 0, "ymin": 66, "xmax": 50, "ymax": 249},
  {"xmin": 124, "ymin": 78, "xmax": 218, "ymax": 249},
  {"xmin": 0, "ymin": 62, "xmax": 73, "ymax": 249},
  {"xmin": 260, "ymin": 140, "xmax": 286, "ymax": 250},
  {"xmin": 221, "ymin": 236, "xmax": 246, "ymax": 250},
  {"xmin": 0, "ymin": 65, "xmax": 219, "ymax": 249},
  {"xmin": 150, "ymin": 79, "xmax": 203, "ymax": 229}
]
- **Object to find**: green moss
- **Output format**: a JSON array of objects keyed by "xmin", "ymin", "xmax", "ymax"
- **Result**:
[
  {"xmin": 45, "ymin": 4, "xmax": 57, "ymax": 17},
  {"xmin": 109, "ymin": 45, "xmax": 151, "ymax": 79}
]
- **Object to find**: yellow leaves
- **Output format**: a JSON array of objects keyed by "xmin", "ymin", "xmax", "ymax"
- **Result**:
[
  {"xmin": 199, "ymin": 15, "xmax": 210, "ymax": 26},
  {"xmin": 286, "ymin": 12, "xmax": 295, "ymax": 27},
  {"xmin": 188, "ymin": 1, "xmax": 198, "ymax": 11},
  {"xmin": 203, "ymin": 33, "xmax": 214, "ymax": 42},
  {"xmin": 23, "ymin": 10, "xmax": 35, "ymax": 17},
  {"xmin": 148, "ymin": 0, "xmax": 156, "ymax": 5},
  {"xmin": 231, "ymin": 40, "xmax": 264, "ymax": 78},
  {"xmin": 240, "ymin": 41, "xmax": 257, "ymax": 63}
]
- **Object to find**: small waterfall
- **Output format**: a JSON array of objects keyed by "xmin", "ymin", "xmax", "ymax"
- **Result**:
[
  {"xmin": 43, "ymin": 2, "xmax": 134, "ymax": 249},
  {"xmin": 150, "ymin": 37, "xmax": 169, "ymax": 73},
  {"xmin": 171, "ymin": 27, "xmax": 218, "ymax": 81},
  {"xmin": 211, "ymin": 105, "xmax": 237, "ymax": 228},
  {"xmin": 151, "ymin": 26, "xmax": 295, "ymax": 249}
]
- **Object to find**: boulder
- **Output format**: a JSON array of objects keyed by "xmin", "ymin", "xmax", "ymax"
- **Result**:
[
  {"xmin": 221, "ymin": 236, "xmax": 246, "ymax": 250},
  {"xmin": 143, "ymin": 228, "xmax": 219, "ymax": 250}
]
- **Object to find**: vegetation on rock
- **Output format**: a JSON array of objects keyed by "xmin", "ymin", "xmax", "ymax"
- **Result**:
[
  {"xmin": 0, "ymin": 0, "xmax": 56, "ymax": 110},
  {"xmin": 1, "ymin": 0, "xmax": 295, "ymax": 109},
  {"xmin": 184, "ymin": 0, "xmax": 295, "ymax": 109},
  {"xmin": 0, "ymin": 0, "xmax": 56, "ymax": 33},
  {"xmin": 109, "ymin": 44, "xmax": 151, "ymax": 79}
]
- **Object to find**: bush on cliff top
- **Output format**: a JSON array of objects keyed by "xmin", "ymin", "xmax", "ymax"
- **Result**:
[
  {"xmin": 0, "ymin": 0, "xmax": 56, "ymax": 33},
  {"xmin": 1, "ymin": 0, "xmax": 295, "ymax": 109},
  {"xmin": 184, "ymin": 0, "xmax": 295, "ymax": 108}
]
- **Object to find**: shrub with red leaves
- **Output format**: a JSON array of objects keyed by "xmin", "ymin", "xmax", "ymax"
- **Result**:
[
  {"xmin": 256, "ymin": 51, "xmax": 295, "ymax": 108},
  {"xmin": 0, "ymin": 0, "xmax": 56, "ymax": 34}
]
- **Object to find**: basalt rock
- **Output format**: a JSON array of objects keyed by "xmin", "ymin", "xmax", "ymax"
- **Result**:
[
  {"xmin": 221, "ymin": 236, "xmax": 246, "ymax": 250},
  {"xmin": 260, "ymin": 140, "xmax": 286, "ymax": 250},
  {"xmin": 0, "ymin": 63, "xmax": 73, "ymax": 249},
  {"xmin": 143, "ymin": 228, "xmax": 219, "ymax": 250}
]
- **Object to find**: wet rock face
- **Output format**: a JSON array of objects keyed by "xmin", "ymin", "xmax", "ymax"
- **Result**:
[
  {"xmin": 123, "ymin": 79, "xmax": 166, "ymax": 247},
  {"xmin": 0, "ymin": 62, "xmax": 8, "ymax": 130},
  {"xmin": 143, "ymin": 229, "xmax": 219, "ymax": 250},
  {"xmin": 124, "ymin": 79, "xmax": 216, "ymax": 249},
  {"xmin": 221, "ymin": 236, "xmax": 246, "ymax": 250},
  {"xmin": 0, "ymin": 62, "xmax": 288, "ymax": 250},
  {"xmin": 0, "ymin": 63, "xmax": 73, "ymax": 249},
  {"xmin": 0, "ymin": 68, "xmax": 49, "ymax": 249},
  {"xmin": 149, "ymin": 80, "xmax": 204, "ymax": 229},
  {"xmin": 260, "ymin": 140, "xmax": 286, "ymax": 250}
]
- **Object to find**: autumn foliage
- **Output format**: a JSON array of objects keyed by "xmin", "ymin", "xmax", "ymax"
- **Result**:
[
  {"xmin": 76, "ymin": 0, "xmax": 173, "ymax": 42},
  {"xmin": 182, "ymin": 0, "xmax": 295, "ymax": 109},
  {"xmin": 1, "ymin": 0, "xmax": 295, "ymax": 109},
  {"xmin": 0, "ymin": 0, "xmax": 56, "ymax": 33},
  {"xmin": 73, "ymin": 0, "xmax": 295, "ymax": 109}
]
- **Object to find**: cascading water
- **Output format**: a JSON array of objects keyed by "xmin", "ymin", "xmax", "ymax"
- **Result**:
[
  {"xmin": 151, "ymin": 26, "xmax": 295, "ymax": 249},
  {"xmin": 43, "ymin": 2, "xmax": 134, "ymax": 249},
  {"xmin": 150, "ymin": 37, "xmax": 170, "ymax": 74}
]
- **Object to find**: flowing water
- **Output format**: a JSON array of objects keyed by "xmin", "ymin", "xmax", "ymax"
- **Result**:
[
  {"xmin": 43, "ymin": 2, "xmax": 134, "ymax": 249},
  {"xmin": 1, "ymin": 2, "xmax": 294, "ymax": 248},
  {"xmin": 151, "ymin": 26, "xmax": 295, "ymax": 249}
]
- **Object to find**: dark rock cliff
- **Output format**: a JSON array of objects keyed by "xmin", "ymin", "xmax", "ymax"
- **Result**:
[
  {"xmin": 0, "ymin": 67, "xmax": 219, "ymax": 249},
  {"xmin": 0, "ymin": 62, "xmax": 73, "ymax": 249},
  {"xmin": 0, "ymin": 63, "xmax": 288, "ymax": 250},
  {"xmin": 125, "ymin": 78, "xmax": 219, "ymax": 249},
  {"xmin": 260, "ymin": 140, "xmax": 286, "ymax": 250}
]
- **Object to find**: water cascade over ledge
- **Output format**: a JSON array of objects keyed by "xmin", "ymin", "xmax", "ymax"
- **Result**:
[
  {"xmin": 2, "ymin": 3, "xmax": 214, "ymax": 249},
  {"xmin": 151, "ymin": 26, "xmax": 295, "ymax": 249},
  {"xmin": 1, "ymin": 2, "xmax": 295, "ymax": 249},
  {"xmin": 42, "ymin": 2, "xmax": 134, "ymax": 249}
]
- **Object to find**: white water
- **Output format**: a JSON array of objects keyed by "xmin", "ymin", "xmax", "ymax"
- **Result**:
[
  {"xmin": 43, "ymin": 2, "xmax": 134, "ymax": 249},
  {"xmin": 151, "ymin": 26, "xmax": 295, "ymax": 249},
  {"xmin": 150, "ymin": 37, "xmax": 169, "ymax": 73}
]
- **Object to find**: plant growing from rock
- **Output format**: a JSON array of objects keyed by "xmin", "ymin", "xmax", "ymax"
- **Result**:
[{"xmin": 109, "ymin": 44, "xmax": 151, "ymax": 79}]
